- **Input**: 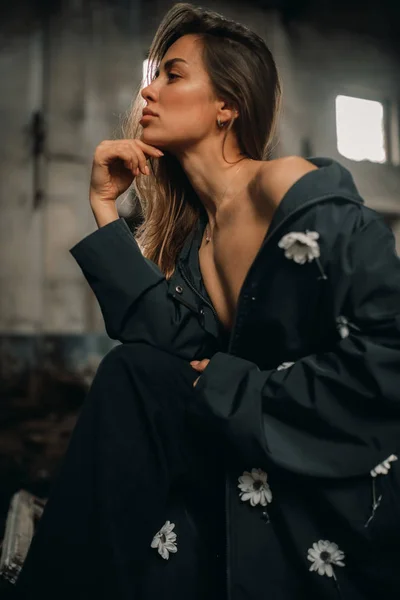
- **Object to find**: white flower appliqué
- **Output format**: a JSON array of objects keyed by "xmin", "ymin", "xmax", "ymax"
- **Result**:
[
  {"xmin": 278, "ymin": 231, "xmax": 320, "ymax": 264},
  {"xmin": 365, "ymin": 455, "xmax": 398, "ymax": 527},
  {"xmin": 307, "ymin": 540, "xmax": 345, "ymax": 579},
  {"xmin": 151, "ymin": 520, "xmax": 177, "ymax": 560},
  {"xmin": 278, "ymin": 231, "xmax": 327, "ymax": 279},
  {"xmin": 371, "ymin": 454, "xmax": 398, "ymax": 477},
  {"xmin": 238, "ymin": 468, "xmax": 272, "ymax": 507},
  {"xmin": 336, "ymin": 315, "xmax": 360, "ymax": 340},
  {"xmin": 277, "ymin": 361, "xmax": 295, "ymax": 371},
  {"xmin": 336, "ymin": 316, "xmax": 350, "ymax": 339}
]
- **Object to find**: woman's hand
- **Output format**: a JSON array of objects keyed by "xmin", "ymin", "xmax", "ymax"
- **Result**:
[
  {"xmin": 190, "ymin": 359, "xmax": 210, "ymax": 387},
  {"xmin": 89, "ymin": 139, "xmax": 164, "ymax": 225}
]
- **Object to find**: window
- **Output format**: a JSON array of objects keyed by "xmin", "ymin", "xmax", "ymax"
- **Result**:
[
  {"xmin": 335, "ymin": 95, "xmax": 387, "ymax": 163},
  {"xmin": 142, "ymin": 58, "xmax": 149, "ymax": 87},
  {"xmin": 142, "ymin": 58, "xmax": 156, "ymax": 88}
]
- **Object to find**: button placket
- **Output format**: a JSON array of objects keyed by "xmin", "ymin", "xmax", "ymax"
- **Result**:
[{"xmin": 199, "ymin": 307, "xmax": 205, "ymax": 327}]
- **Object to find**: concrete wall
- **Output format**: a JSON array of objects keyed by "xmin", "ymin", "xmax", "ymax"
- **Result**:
[
  {"xmin": 1, "ymin": 1, "xmax": 399, "ymax": 334},
  {"xmin": 276, "ymin": 21, "xmax": 400, "ymax": 213}
]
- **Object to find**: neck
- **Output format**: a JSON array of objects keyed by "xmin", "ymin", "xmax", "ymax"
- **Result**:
[{"xmin": 177, "ymin": 147, "xmax": 254, "ymax": 225}]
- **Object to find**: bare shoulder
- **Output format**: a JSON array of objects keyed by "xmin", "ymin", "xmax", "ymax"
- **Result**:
[{"xmin": 258, "ymin": 156, "xmax": 318, "ymax": 207}]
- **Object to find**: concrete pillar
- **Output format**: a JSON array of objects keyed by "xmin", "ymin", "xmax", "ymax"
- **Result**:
[{"xmin": 0, "ymin": 34, "xmax": 45, "ymax": 332}]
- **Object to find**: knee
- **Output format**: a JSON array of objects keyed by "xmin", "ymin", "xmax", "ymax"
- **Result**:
[
  {"xmin": 100, "ymin": 342, "xmax": 147, "ymax": 365},
  {"xmin": 98, "ymin": 342, "xmax": 163, "ymax": 373},
  {"xmin": 90, "ymin": 342, "xmax": 195, "ymax": 400},
  {"xmin": 98, "ymin": 342, "xmax": 193, "ymax": 382},
  {"xmin": 88, "ymin": 343, "xmax": 154, "ymax": 393}
]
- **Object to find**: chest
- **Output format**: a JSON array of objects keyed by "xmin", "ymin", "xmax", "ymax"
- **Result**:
[
  {"xmin": 195, "ymin": 219, "xmax": 334, "ymax": 366},
  {"xmin": 198, "ymin": 220, "xmax": 270, "ymax": 332}
]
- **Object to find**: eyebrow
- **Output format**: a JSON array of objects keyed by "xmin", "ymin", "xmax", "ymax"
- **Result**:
[{"xmin": 161, "ymin": 57, "xmax": 188, "ymax": 70}]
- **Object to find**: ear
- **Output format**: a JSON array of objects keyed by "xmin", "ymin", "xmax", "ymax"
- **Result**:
[{"xmin": 217, "ymin": 101, "xmax": 239, "ymax": 123}]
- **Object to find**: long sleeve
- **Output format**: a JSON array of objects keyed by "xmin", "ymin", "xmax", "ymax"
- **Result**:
[
  {"xmin": 69, "ymin": 218, "xmax": 209, "ymax": 360},
  {"xmin": 191, "ymin": 217, "xmax": 400, "ymax": 478}
]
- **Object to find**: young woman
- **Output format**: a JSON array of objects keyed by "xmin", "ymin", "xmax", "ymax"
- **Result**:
[{"xmin": 15, "ymin": 3, "xmax": 400, "ymax": 599}]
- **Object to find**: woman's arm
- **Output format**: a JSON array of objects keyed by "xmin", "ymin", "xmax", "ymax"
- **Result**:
[
  {"xmin": 189, "ymin": 217, "xmax": 400, "ymax": 478},
  {"xmin": 70, "ymin": 218, "xmax": 208, "ymax": 360}
]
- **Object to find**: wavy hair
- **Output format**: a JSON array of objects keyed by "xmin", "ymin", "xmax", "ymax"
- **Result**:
[{"xmin": 122, "ymin": 3, "xmax": 282, "ymax": 279}]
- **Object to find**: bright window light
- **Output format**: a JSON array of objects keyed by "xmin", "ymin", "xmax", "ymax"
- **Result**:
[
  {"xmin": 142, "ymin": 59, "xmax": 149, "ymax": 86},
  {"xmin": 335, "ymin": 95, "xmax": 387, "ymax": 163},
  {"xmin": 142, "ymin": 58, "xmax": 156, "ymax": 88}
]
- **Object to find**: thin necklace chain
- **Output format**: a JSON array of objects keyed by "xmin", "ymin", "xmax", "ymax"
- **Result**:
[{"xmin": 205, "ymin": 158, "xmax": 253, "ymax": 243}]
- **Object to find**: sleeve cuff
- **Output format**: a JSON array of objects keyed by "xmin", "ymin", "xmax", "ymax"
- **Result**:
[
  {"xmin": 69, "ymin": 218, "xmax": 165, "ymax": 338},
  {"xmin": 194, "ymin": 351, "xmax": 261, "ymax": 400},
  {"xmin": 191, "ymin": 352, "xmax": 269, "ymax": 466},
  {"xmin": 70, "ymin": 218, "xmax": 132, "ymax": 259},
  {"xmin": 69, "ymin": 217, "xmax": 164, "ymax": 296}
]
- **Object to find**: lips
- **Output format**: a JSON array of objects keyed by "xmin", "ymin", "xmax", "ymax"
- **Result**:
[{"xmin": 142, "ymin": 109, "xmax": 158, "ymax": 117}]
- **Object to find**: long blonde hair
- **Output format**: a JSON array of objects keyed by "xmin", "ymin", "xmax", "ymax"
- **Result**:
[{"xmin": 122, "ymin": 3, "xmax": 282, "ymax": 279}]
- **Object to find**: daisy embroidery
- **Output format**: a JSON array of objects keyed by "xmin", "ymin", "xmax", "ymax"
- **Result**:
[
  {"xmin": 336, "ymin": 316, "xmax": 350, "ymax": 339},
  {"xmin": 238, "ymin": 468, "xmax": 272, "ymax": 507},
  {"xmin": 307, "ymin": 540, "xmax": 345, "ymax": 579},
  {"xmin": 277, "ymin": 361, "xmax": 295, "ymax": 371},
  {"xmin": 365, "ymin": 455, "xmax": 397, "ymax": 527},
  {"xmin": 151, "ymin": 520, "xmax": 177, "ymax": 560},
  {"xmin": 371, "ymin": 454, "xmax": 398, "ymax": 477},
  {"xmin": 278, "ymin": 231, "xmax": 320, "ymax": 264},
  {"xmin": 278, "ymin": 231, "xmax": 327, "ymax": 279},
  {"xmin": 336, "ymin": 315, "xmax": 360, "ymax": 340}
]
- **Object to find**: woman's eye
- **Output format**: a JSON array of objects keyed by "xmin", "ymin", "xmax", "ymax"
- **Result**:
[{"xmin": 151, "ymin": 71, "xmax": 179, "ymax": 82}]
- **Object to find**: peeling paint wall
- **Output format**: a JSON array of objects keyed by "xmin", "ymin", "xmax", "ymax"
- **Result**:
[{"xmin": 0, "ymin": 1, "xmax": 399, "ymax": 334}]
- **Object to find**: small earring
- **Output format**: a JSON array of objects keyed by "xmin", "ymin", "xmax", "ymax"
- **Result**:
[{"xmin": 217, "ymin": 118, "xmax": 225, "ymax": 128}]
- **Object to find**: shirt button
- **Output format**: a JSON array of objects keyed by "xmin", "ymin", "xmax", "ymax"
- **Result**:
[{"xmin": 175, "ymin": 285, "xmax": 183, "ymax": 294}]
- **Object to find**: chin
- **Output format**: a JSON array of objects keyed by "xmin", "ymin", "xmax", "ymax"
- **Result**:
[
  {"xmin": 141, "ymin": 132, "xmax": 171, "ymax": 152},
  {"xmin": 141, "ymin": 129, "xmax": 161, "ymax": 143}
]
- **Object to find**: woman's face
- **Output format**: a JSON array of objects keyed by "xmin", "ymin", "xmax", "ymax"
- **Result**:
[{"xmin": 140, "ymin": 34, "xmax": 221, "ymax": 152}]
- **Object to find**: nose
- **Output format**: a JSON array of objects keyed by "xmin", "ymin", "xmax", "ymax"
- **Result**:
[{"xmin": 141, "ymin": 78, "xmax": 157, "ymax": 103}]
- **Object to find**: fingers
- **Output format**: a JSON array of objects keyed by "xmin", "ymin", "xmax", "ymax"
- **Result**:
[
  {"xmin": 193, "ymin": 359, "xmax": 210, "ymax": 366},
  {"xmin": 135, "ymin": 139, "xmax": 164, "ymax": 156},
  {"xmin": 95, "ymin": 140, "xmax": 164, "ymax": 177},
  {"xmin": 134, "ymin": 141, "xmax": 164, "ymax": 176},
  {"xmin": 135, "ymin": 149, "xmax": 150, "ymax": 176},
  {"xmin": 190, "ymin": 359, "xmax": 210, "ymax": 372}
]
